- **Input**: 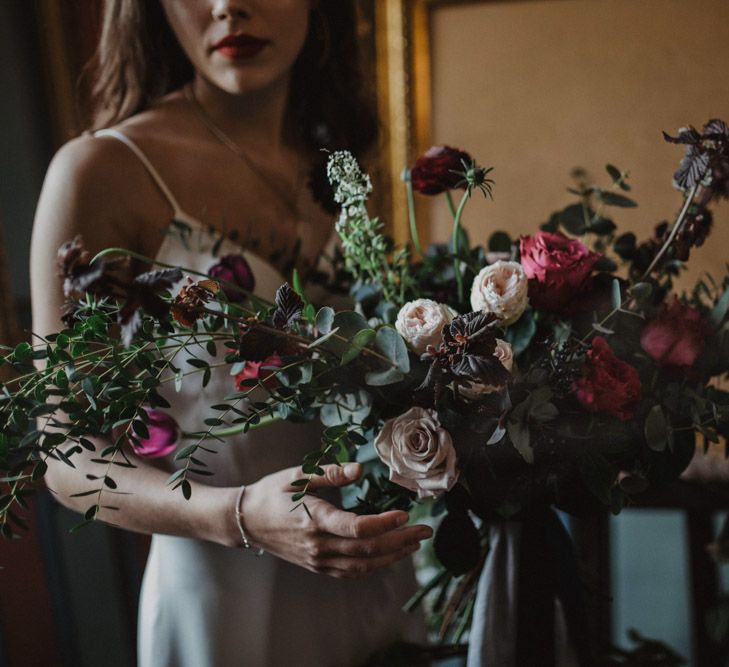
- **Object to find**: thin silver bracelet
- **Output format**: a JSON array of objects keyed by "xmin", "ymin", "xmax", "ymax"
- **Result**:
[{"xmin": 234, "ymin": 485, "xmax": 264, "ymax": 556}]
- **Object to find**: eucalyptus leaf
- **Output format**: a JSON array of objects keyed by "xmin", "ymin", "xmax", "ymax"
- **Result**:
[
  {"xmin": 644, "ymin": 405, "xmax": 669, "ymax": 451},
  {"xmin": 710, "ymin": 283, "xmax": 729, "ymax": 328},
  {"xmin": 611, "ymin": 278, "xmax": 622, "ymax": 310},
  {"xmin": 315, "ymin": 307, "xmax": 335, "ymax": 334},
  {"xmin": 507, "ymin": 418, "xmax": 533, "ymax": 464},
  {"xmin": 599, "ymin": 191, "xmax": 637, "ymax": 208}
]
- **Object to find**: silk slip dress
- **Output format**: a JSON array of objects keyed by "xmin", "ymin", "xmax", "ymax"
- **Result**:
[{"xmin": 94, "ymin": 129, "xmax": 423, "ymax": 667}]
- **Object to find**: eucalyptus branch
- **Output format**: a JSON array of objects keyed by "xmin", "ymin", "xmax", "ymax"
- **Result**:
[
  {"xmin": 403, "ymin": 169, "xmax": 424, "ymax": 257},
  {"xmin": 447, "ymin": 190, "xmax": 470, "ymax": 304}
]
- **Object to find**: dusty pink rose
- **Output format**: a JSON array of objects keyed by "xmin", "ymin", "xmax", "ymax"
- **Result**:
[
  {"xmin": 470, "ymin": 261, "xmax": 529, "ymax": 325},
  {"xmin": 459, "ymin": 339, "xmax": 514, "ymax": 399},
  {"xmin": 520, "ymin": 231, "xmax": 600, "ymax": 313},
  {"xmin": 573, "ymin": 337, "xmax": 641, "ymax": 421},
  {"xmin": 640, "ymin": 299, "xmax": 710, "ymax": 373},
  {"xmin": 375, "ymin": 407, "xmax": 459, "ymax": 499},
  {"xmin": 234, "ymin": 353, "xmax": 283, "ymax": 390},
  {"xmin": 395, "ymin": 299, "xmax": 457, "ymax": 354},
  {"xmin": 131, "ymin": 408, "xmax": 179, "ymax": 458},
  {"xmin": 209, "ymin": 254, "xmax": 255, "ymax": 302}
]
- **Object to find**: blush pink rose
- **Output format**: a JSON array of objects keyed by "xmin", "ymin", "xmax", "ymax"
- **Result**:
[
  {"xmin": 519, "ymin": 232, "xmax": 600, "ymax": 313},
  {"xmin": 470, "ymin": 261, "xmax": 529, "ymax": 326},
  {"xmin": 131, "ymin": 408, "xmax": 179, "ymax": 458},
  {"xmin": 375, "ymin": 407, "xmax": 459, "ymax": 499},
  {"xmin": 640, "ymin": 299, "xmax": 711, "ymax": 373},
  {"xmin": 395, "ymin": 299, "xmax": 457, "ymax": 354}
]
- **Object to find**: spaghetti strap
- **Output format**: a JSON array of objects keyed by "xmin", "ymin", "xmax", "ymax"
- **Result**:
[{"xmin": 93, "ymin": 128, "xmax": 197, "ymax": 224}]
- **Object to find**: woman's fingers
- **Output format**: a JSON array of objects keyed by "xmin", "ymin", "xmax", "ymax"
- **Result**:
[
  {"xmin": 315, "ymin": 543, "xmax": 421, "ymax": 579},
  {"xmin": 289, "ymin": 463, "xmax": 362, "ymax": 491},
  {"xmin": 309, "ymin": 501, "xmax": 410, "ymax": 539},
  {"xmin": 317, "ymin": 525, "xmax": 432, "ymax": 559}
]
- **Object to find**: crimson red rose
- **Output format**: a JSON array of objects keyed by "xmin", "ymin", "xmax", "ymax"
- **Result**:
[
  {"xmin": 640, "ymin": 299, "xmax": 711, "ymax": 373},
  {"xmin": 410, "ymin": 146, "xmax": 473, "ymax": 195},
  {"xmin": 573, "ymin": 336, "xmax": 641, "ymax": 421},
  {"xmin": 209, "ymin": 254, "xmax": 255, "ymax": 302},
  {"xmin": 519, "ymin": 231, "xmax": 600, "ymax": 313}
]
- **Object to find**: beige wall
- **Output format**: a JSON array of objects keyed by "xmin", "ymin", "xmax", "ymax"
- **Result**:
[{"xmin": 427, "ymin": 0, "xmax": 729, "ymax": 286}]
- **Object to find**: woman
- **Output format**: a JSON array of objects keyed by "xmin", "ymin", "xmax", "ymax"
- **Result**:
[{"xmin": 30, "ymin": 1, "xmax": 429, "ymax": 665}]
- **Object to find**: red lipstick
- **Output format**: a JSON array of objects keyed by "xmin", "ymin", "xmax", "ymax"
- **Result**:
[{"xmin": 213, "ymin": 34, "xmax": 269, "ymax": 60}]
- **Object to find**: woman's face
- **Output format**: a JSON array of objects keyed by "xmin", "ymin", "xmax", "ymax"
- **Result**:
[{"xmin": 160, "ymin": 0, "xmax": 313, "ymax": 96}]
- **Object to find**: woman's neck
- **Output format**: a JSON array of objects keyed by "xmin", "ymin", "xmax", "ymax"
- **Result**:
[{"xmin": 190, "ymin": 74, "xmax": 292, "ymax": 154}]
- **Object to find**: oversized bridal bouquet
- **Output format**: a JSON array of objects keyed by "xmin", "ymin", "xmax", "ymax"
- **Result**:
[{"xmin": 2, "ymin": 118, "xmax": 729, "ymax": 649}]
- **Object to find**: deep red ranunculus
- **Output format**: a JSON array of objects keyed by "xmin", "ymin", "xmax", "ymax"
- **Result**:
[
  {"xmin": 234, "ymin": 353, "xmax": 283, "ymax": 390},
  {"xmin": 410, "ymin": 146, "xmax": 473, "ymax": 195},
  {"xmin": 209, "ymin": 254, "xmax": 255, "ymax": 302},
  {"xmin": 640, "ymin": 299, "xmax": 711, "ymax": 373},
  {"xmin": 519, "ymin": 231, "xmax": 600, "ymax": 313},
  {"xmin": 131, "ymin": 408, "xmax": 179, "ymax": 458},
  {"xmin": 573, "ymin": 336, "xmax": 641, "ymax": 421}
]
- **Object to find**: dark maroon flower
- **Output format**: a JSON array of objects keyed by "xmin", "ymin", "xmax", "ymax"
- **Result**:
[
  {"xmin": 640, "ymin": 299, "xmax": 711, "ymax": 374},
  {"xmin": 209, "ymin": 254, "xmax": 255, "ymax": 302},
  {"xmin": 410, "ymin": 146, "xmax": 473, "ymax": 195},
  {"xmin": 131, "ymin": 408, "xmax": 179, "ymax": 458},
  {"xmin": 519, "ymin": 231, "xmax": 600, "ymax": 313},
  {"xmin": 573, "ymin": 336, "xmax": 641, "ymax": 421}
]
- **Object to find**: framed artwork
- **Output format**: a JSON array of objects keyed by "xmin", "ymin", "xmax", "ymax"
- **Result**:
[{"xmin": 374, "ymin": 0, "xmax": 729, "ymax": 287}]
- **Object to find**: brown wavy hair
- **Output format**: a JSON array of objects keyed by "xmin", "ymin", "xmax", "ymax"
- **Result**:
[{"xmin": 89, "ymin": 0, "xmax": 377, "ymax": 159}]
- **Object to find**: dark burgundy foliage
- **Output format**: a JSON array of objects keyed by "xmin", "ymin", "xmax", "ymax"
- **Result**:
[
  {"xmin": 419, "ymin": 312, "xmax": 511, "ymax": 398},
  {"xmin": 271, "ymin": 283, "xmax": 304, "ymax": 330},
  {"xmin": 57, "ymin": 235, "xmax": 125, "ymax": 301},
  {"xmin": 664, "ymin": 118, "xmax": 729, "ymax": 193}
]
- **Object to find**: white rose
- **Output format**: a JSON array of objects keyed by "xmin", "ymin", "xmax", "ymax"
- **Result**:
[
  {"xmin": 374, "ymin": 407, "xmax": 459, "ymax": 499},
  {"xmin": 470, "ymin": 260, "xmax": 529, "ymax": 326},
  {"xmin": 459, "ymin": 339, "xmax": 514, "ymax": 400},
  {"xmin": 395, "ymin": 299, "xmax": 457, "ymax": 354}
]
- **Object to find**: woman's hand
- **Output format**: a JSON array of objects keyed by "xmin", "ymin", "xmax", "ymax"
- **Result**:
[{"xmin": 240, "ymin": 462, "xmax": 432, "ymax": 578}]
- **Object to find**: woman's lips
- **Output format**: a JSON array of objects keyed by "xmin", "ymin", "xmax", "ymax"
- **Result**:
[{"xmin": 213, "ymin": 34, "xmax": 269, "ymax": 60}]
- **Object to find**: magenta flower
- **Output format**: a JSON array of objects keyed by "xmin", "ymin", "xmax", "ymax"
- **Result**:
[
  {"xmin": 131, "ymin": 408, "xmax": 179, "ymax": 458},
  {"xmin": 209, "ymin": 254, "xmax": 255, "ymax": 302}
]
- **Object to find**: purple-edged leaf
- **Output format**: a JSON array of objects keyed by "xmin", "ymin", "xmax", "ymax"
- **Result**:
[
  {"xmin": 133, "ymin": 267, "xmax": 183, "ymax": 291},
  {"xmin": 271, "ymin": 283, "xmax": 303, "ymax": 330},
  {"xmin": 673, "ymin": 146, "xmax": 710, "ymax": 190}
]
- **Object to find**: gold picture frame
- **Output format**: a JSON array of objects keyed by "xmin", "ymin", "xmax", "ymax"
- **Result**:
[{"xmin": 374, "ymin": 0, "xmax": 498, "ymax": 247}]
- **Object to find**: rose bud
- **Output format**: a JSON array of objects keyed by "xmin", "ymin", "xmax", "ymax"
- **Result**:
[
  {"xmin": 519, "ymin": 231, "xmax": 600, "ymax": 313},
  {"xmin": 640, "ymin": 298, "xmax": 711, "ymax": 373},
  {"xmin": 395, "ymin": 299, "xmax": 458, "ymax": 355},
  {"xmin": 459, "ymin": 339, "xmax": 514, "ymax": 399},
  {"xmin": 410, "ymin": 145, "xmax": 473, "ymax": 195},
  {"xmin": 131, "ymin": 408, "xmax": 179, "ymax": 458},
  {"xmin": 233, "ymin": 353, "xmax": 283, "ymax": 390},
  {"xmin": 470, "ymin": 260, "xmax": 529, "ymax": 326},
  {"xmin": 374, "ymin": 407, "xmax": 459, "ymax": 499},
  {"xmin": 209, "ymin": 254, "xmax": 255, "ymax": 302},
  {"xmin": 572, "ymin": 336, "xmax": 641, "ymax": 421}
]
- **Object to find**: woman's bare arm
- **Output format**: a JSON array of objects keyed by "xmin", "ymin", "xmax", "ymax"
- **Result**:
[{"xmin": 30, "ymin": 135, "xmax": 431, "ymax": 572}]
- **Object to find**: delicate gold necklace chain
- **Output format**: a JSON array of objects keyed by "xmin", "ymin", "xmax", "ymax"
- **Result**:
[{"xmin": 184, "ymin": 84, "xmax": 304, "ymax": 219}]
